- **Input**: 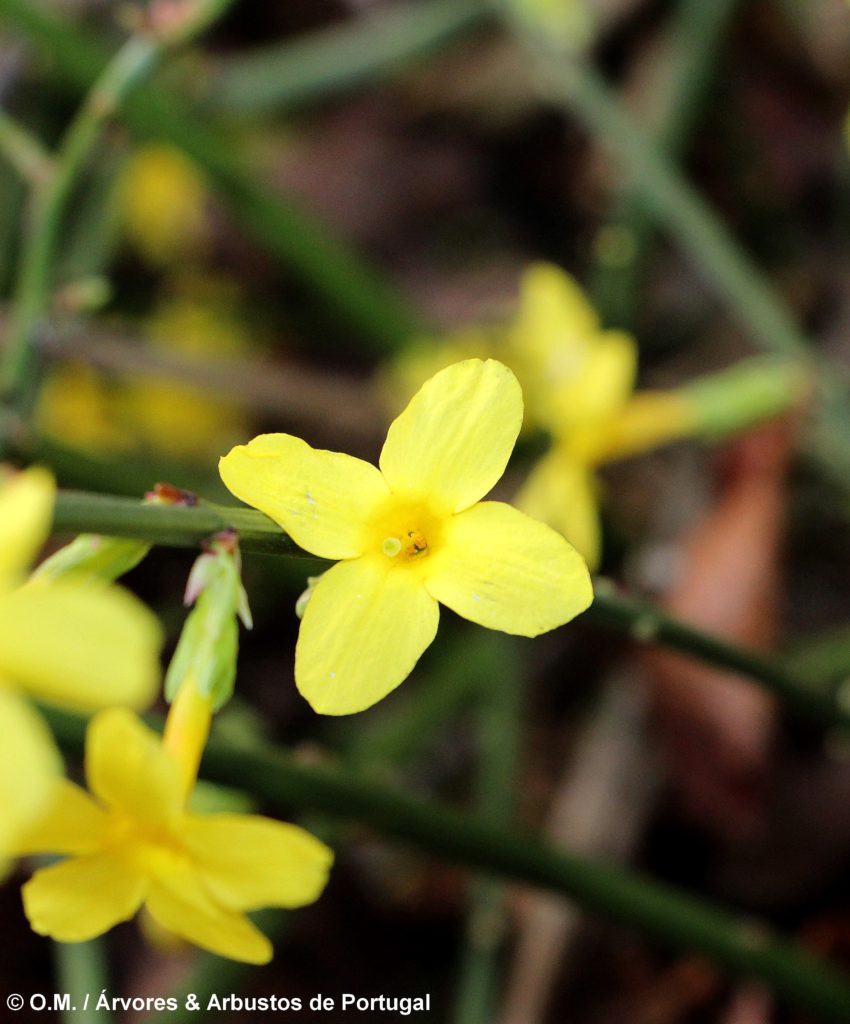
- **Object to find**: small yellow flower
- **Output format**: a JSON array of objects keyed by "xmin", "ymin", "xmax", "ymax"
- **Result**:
[
  {"xmin": 507, "ymin": 262, "xmax": 637, "ymax": 435},
  {"xmin": 10, "ymin": 706, "xmax": 332, "ymax": 963},
  {"xmin": 0, "ymin": 468, "xmax": 162, "ymax": 850},
  {"xmin": 220, "ymin": 359, "xmax": 593, "ymax": 715},
  {"xmin": 120, "ymin": 144, "xmax": 208, "ymax": 266}
]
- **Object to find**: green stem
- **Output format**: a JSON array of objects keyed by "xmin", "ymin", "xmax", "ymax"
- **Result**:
[
  {"xmin": 590, "ymin": 0, "xmax": 739, "ymax": 326},
  {"xmin": 452, "ymin": 637, "xmax": 519, "ymax": 1024},
  {"xmin": 52, "ymin": 491, "xmax": 308, "ymax": 556},
  {"xmin": 53, "ymin": 939, "xmax": 111, "ymax": 1024},
  {"xmin": 48, "ymin": 491, "xmax": 840, "ymax": 726},
  {"xmin": 498, "ymin": 5, "xmax": 812, "ymax": 362},
  {"xmin": 1, "ymin": 34, "xmax": 161, "ymax": 414},
  {"xmin": 41, "ymin": 706, "xmax": 850, "ymax": 1023},
  {"xmin": 585, "ymin": 580, "xmax": 841, "ymax": 728},
  {"xmin": 0, "ymin": 110, "xmax": 53, "ymax": 185},
  {"xmin": 207, "ymin": 0, "xmax": 489, "ymax": 116}
]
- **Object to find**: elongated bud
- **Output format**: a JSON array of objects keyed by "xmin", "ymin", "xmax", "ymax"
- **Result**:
[
  {"xmin": 505, "ymin": 0, "xmax": 594, "ymax": 52},
  {"xmin": 165, "ymin": 529, "xmax": 252, "ymax": 713},
  {"xmin": 31, "ymin": 535, "xmax": 150, "ymax": 585},
  {"xmin": 685, "ymin": 358, "xmax": 810, "ymax": 438}
]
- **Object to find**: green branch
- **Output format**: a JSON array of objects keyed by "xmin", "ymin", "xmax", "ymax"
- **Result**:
[
  {"xmin": 49, "ymin": 490, "xmax": 843, "ymax": 728},
  {"xmin": 1, "ymin": 0, "xmax": 241, "ymax": 423},
  {"xmin": 206, "ymin": 0, "xmax": 489, "ymax": 116},
  {"xmin": 0, "ymin": 110, "xmax": 53, "ymax": 185},
  {"xmin": 584, "ymin": 580, "xmax": 841, "ymax": 729},
  {"xmin": 1, "ymin": 34, "xmax": 161, "ymax": 412},
  {"xmin": 42, "ymin": 705, "xmax": 850, "ymax": 1023},
  {"xmin": 498, "ymin": 1, "xmax": 811, "ymax": 361},
  {"xmin": 52, "ymin": 491, "xmax": 307, "ymax": 557}
]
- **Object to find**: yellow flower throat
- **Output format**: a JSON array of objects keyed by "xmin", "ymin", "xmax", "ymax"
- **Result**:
[{"xmin": 367, "ymin": 497, "xmax": 444, "ymax": 568}]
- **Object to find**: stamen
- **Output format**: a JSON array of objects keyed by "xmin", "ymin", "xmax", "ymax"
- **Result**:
[
  {"xmin": 404, "ymin": 530, "xmax": 429, "ymax": 558},
  {"xmin": 382, "ymin": 537, "xmax": 402, "ymax": 558}
]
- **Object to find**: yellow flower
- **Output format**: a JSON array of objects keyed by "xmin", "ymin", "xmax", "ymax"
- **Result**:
[
  {"xmin": 120, "ymin": 145, "xmax": 208, "ymax": 266},
  {"xmin": 36, "ymin": 283, "xmax": 253, "ymax": 461},
  {"xmin": 10, "ymin": 706, "xmax": 332, "ymax": 964},
  {"xmin": 506, "ymin": 263, "xmax": 637, "ymax": 435},
  {"xmin": 0, "ymin": 468, "xmax": 162, "ymax": 851},
  {"xmin": 220, "ymin": 359, "xmax": 593, "ymax": 715},
  {"xmin": 510, "ymin": 266, "xmax": 695, "ymax": 568}
]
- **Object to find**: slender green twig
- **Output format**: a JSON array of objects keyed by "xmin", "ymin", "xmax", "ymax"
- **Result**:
[
  {"xmin": 1, "ymin": 34, "xmax": 160, "ymax": 415},
  {"xmin": 53, "ymin": 939, "xmax": 111, "ymax": 1024},
  {"xmin": 585, "ymin": 580, "xmax": 842, "ymax": 728},
  {"xmin": 52, "ymin": 492, "xmax": 308, "ymax": 556},
  {"xmin": 48, "ymin": 492, "xmax": 841, "ymax": 727},
  {"xmin": 42, "ymin": 706, "xmax": 850, "ymax": 1023},
  {"xmin": 498, "ymin": 4, "xmax": 811, "ymax": 362},
  {"xmin": 207, "ymin": 0, "xmax": 490, "ymax": 115},
  {"xmin": 1, "ymin": 0, "xmax": 241, "ymax": 425},
  {"xmin": 0, "ymin": 110, "xmax": 53, "ymax": 185},
  {"xmin": 452, "ymin": 636, "xmax": 519, "ymax": 1024},
  {"xmin": 590, "ymin": 0, "xmax": 739, "ymax": 326}
]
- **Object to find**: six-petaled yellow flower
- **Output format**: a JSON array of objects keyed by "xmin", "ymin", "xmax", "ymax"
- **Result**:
[
  {"xmin": 9, "ymin": 703, "xmax": 332, "ymax": 963},
  {"xmin": 0, "ymin": 468, "xmax": 162, "ymax": 854},
  {"xmin": 220, "ymin": 358, "xmax": 593, "ymax": 715}
]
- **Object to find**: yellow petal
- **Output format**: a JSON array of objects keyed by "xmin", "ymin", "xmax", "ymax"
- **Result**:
[
  {"xmin": 0, "ymin": 467, "xmax": 55, "ymax": 587},
  {"xmin": 146, "ymin": 870, "xmax": 272, "ymax": 964},
  {"xmin": 220, "ymin": 433, "xmax": 389, "ymax": 559},
  {"xmin": 296, "ymin": 557, "xmax": 439, "ymax": 715},
  {"xmin": 0, "ymin": 689, "xmax": 60, "ymax": 851},
  {"xmin": 86, "ymin": 709, "xmax": 181, "ymax": 827},
  {"xmin": 9, "ymin": 779, "xmax": 110, "ymax": 857},
  {"xmin": 561, "ymin": 330, "xmax": 636, "ymax": 424},
  {"xmin": 23, "ymin": 855, "xmax": 146, "ymax": 941},
  {"xmin": 515, "ymin": 263, "xmax": 599, "ymax": 351},
  {"xmin": 516, "ymin": 452, "xmax": 602, "ymax": 569},
  {"xmin": 185, "ymin": 814, "xmax": 332, "ymax": 910},
  {"xmin": 425, "ymin": 501, "xmax": 592, "ymax": 636},
  {"xmin": 379, "ymin": 359, "xmax": 522, "ymax": 513},
  {"xmin": 0, "ymin": 581, "xmax": 161, "ymax": 710},
  {"xmin": 580, "ymin": 390, "xmax": 696, "ymax": 464}
]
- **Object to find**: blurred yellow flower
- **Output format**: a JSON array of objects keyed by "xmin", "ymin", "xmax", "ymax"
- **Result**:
[
  {"xmin": 120, "ymin": 144, "xmax": 208, "ymax": 266},
  {"xmin": 220, "ymin": 359, "xmax": 592, "ymax": 715},
  {"xmin": 506, "ymin": 263, "xmax": 637, "ymax": 435},
  {"xmin": 0, "ymin": 468, "xmax": 162, "ymax": 851},
  {"xmin": 11, "ymin": 706, "xmax": 332, "ymax": 963},
  {"xmin": 36, "ymin": 282, "xmax": 253, "ymax": 461}
]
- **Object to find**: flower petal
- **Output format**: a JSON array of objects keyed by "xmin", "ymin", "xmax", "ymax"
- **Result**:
[
  {"xmin": 86, "ymin": 709, "xmax": 182, "ymax": 827},
  {"xmin": 515, "ymin": 452, "xmax": 602, "ymax": 569},
  {"xmin": 296, "ymin": 558, "xmax": 439, "ymax": 715},
  {"xmin": 425, "ymin": 501, "xmax": 592, "ymax": 636},
  {"xmin": 0, "ymin": 467, "xmax": 55, "ymax": 587},
  {"xmin": 23, "ymin": 855, "xmax": 146, "ymax": 941},
  {"xmin": 0, "ymin": 581, "xmax": 161, "ymax": 710},
  {"xmin": 9, "ymin": 779, "xmax": 109, "ymax": 857},
  {"xmin": 557, "ymin": 330, "xmax": 636, "ymax": 425},
  {"xmin": 0, "ymin": 689, "xmax": 60, "ymax": 851},
  {"xmin": 515, "ymin": 263, "xmax": 600, "ymax": 350},
  {"xmin": 219, "ymin": 433, "xmax": 389, "ymax": 560},
  {"xmin": 147, "ymin": 870, "xmax": 272, "ymax": 964},
  {"xmin": 379, "ymin": 359, "xmax": 522, "ymax": 513},
  {"xmin": 185, "ymin": 814, "xmax": 332, "ymax": 910}
]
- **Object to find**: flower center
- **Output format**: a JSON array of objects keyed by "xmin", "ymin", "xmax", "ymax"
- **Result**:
[
  {"xmin": 366, "ymin": 496, "xmax": 444, "ymax": 569},
  {"xmin": 382, "ymin": 529, "xmax": 429, "ymax": 561}
]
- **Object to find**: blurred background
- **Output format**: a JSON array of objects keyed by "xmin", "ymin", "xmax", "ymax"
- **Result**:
[{"xmin": 3, "ymin": 0, "xmax": 850, "ymax": 1021}]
